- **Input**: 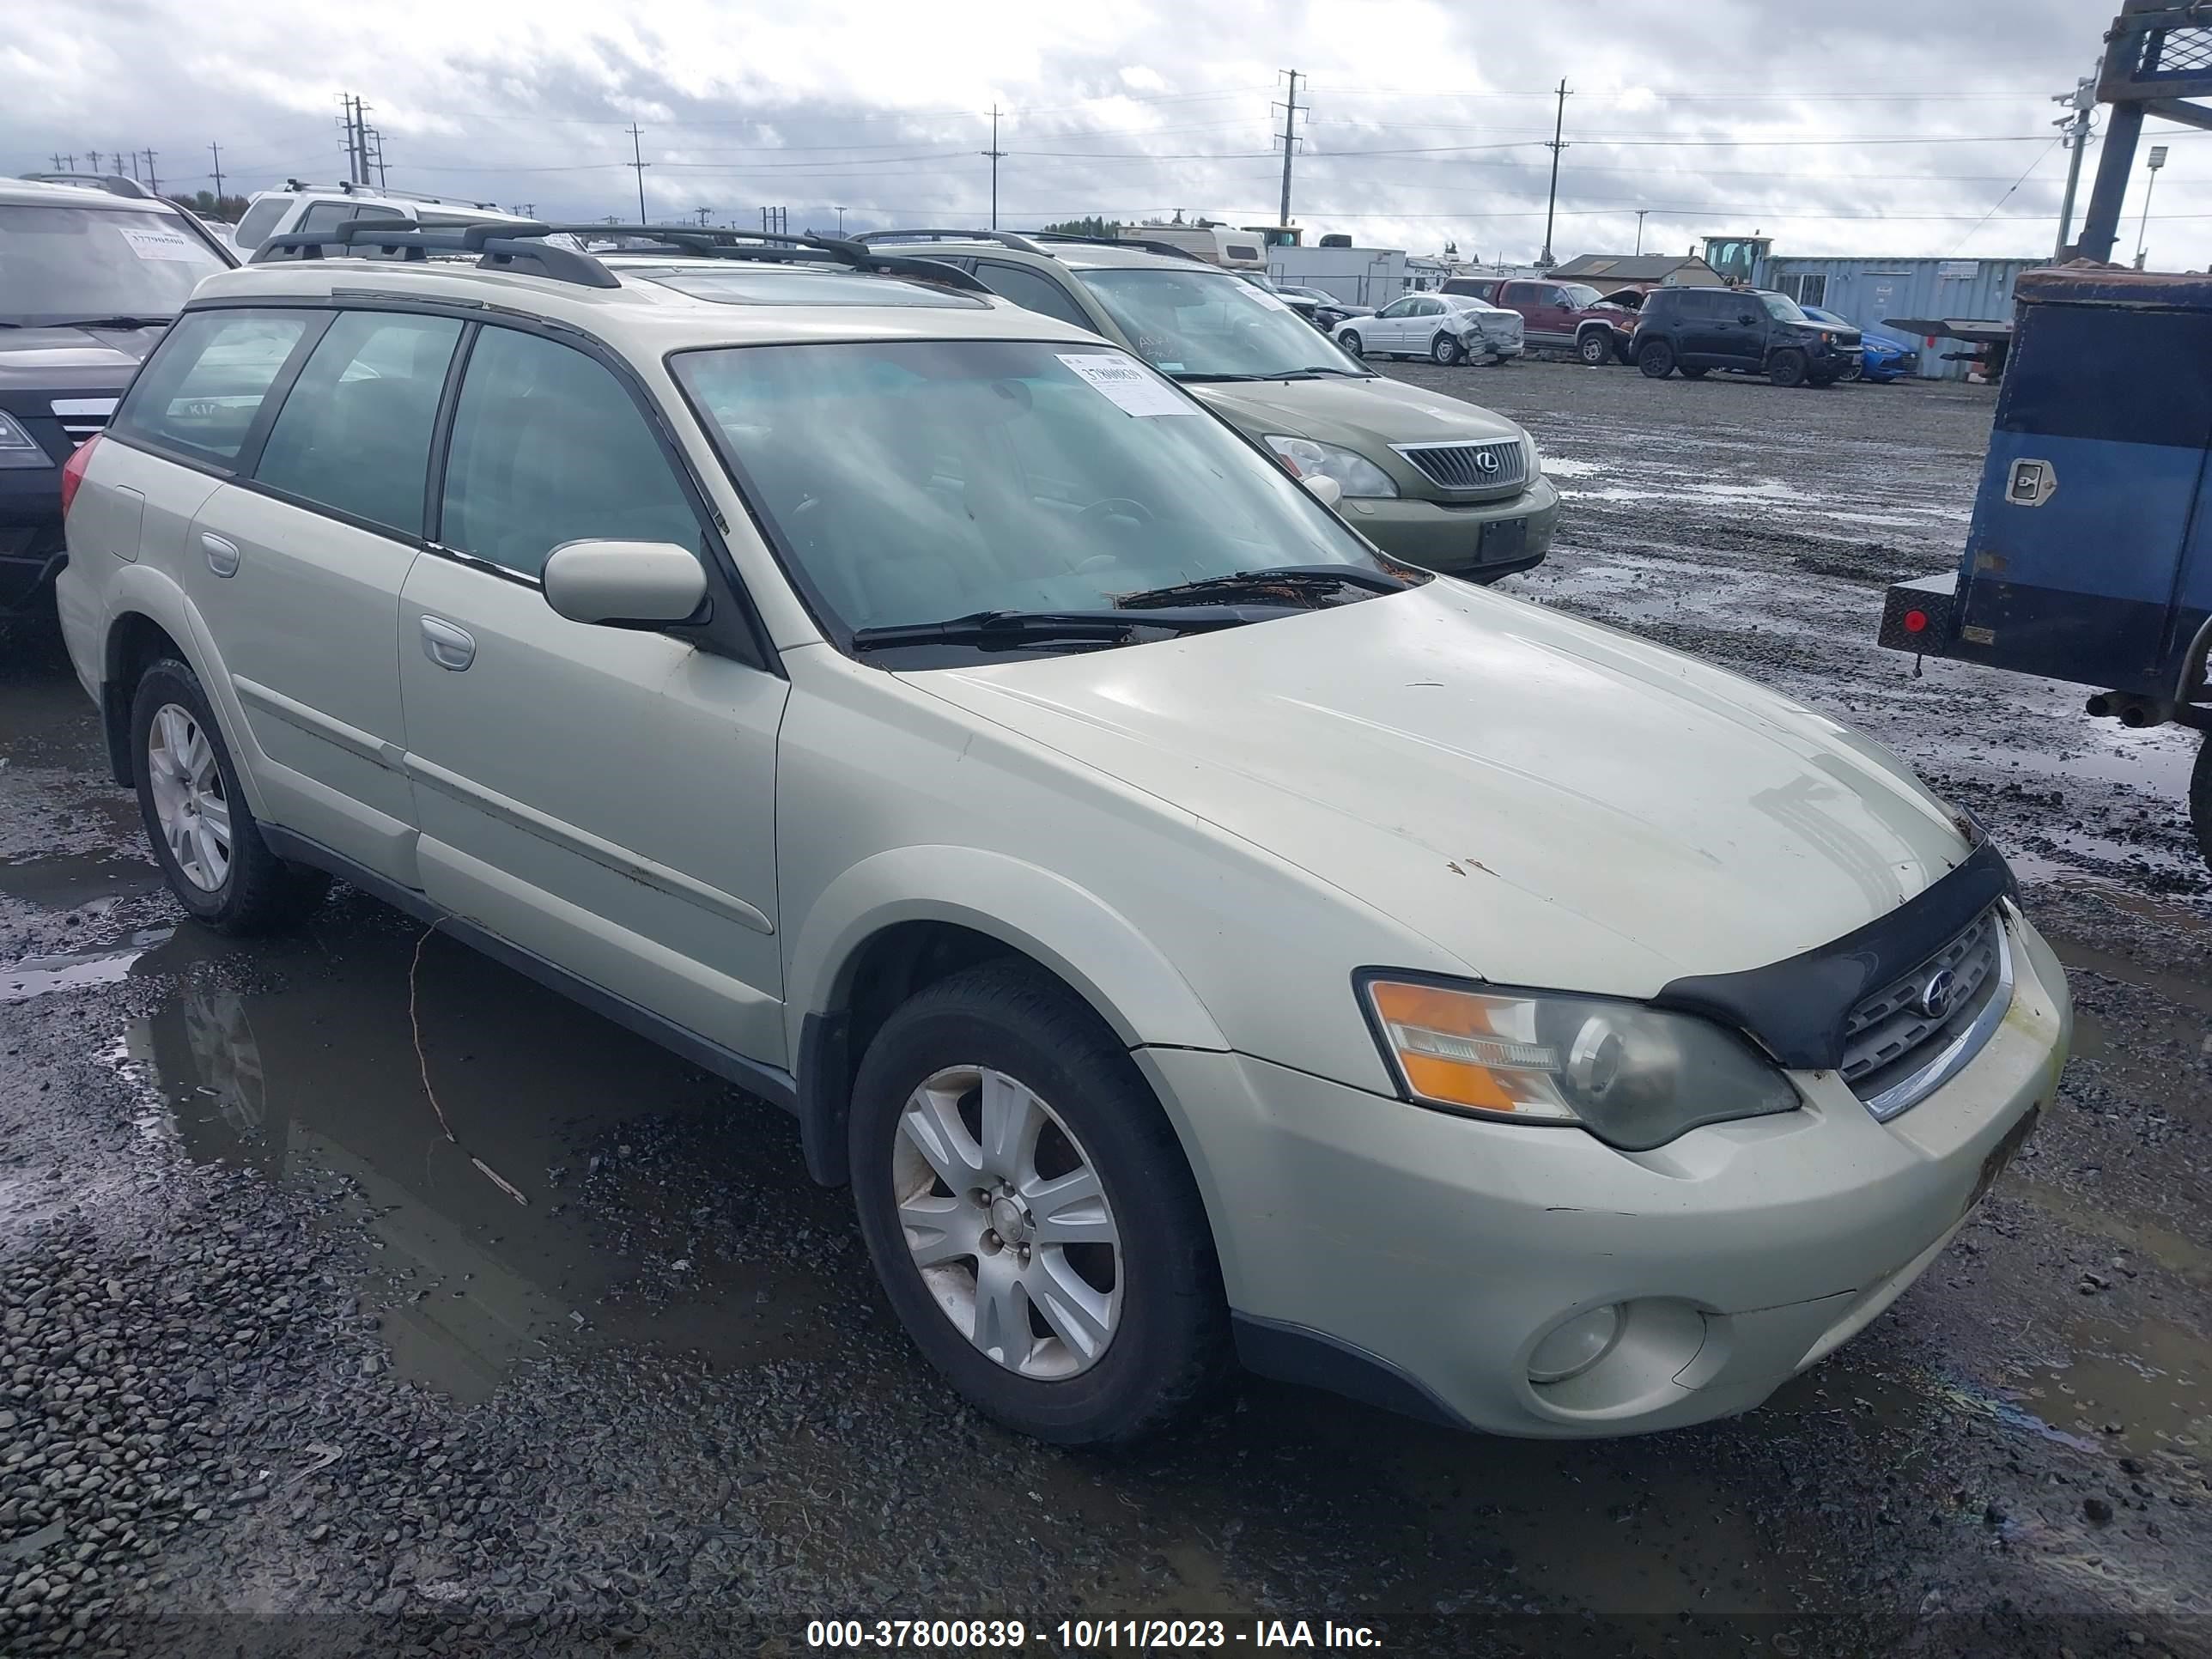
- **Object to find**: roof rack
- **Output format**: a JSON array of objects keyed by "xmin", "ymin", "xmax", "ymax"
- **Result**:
[
  {"xmin": 857, "ymin": 227, "xmax": 1207, "ymax": 264},
  {"xmin": 19, "ymin": 172, "xmax": 155, "ymax": 201},
  {"xmin": 279, "ymin": 180, "xmax": 503, "ymax": 210},
  {"xmin": 249, "ymin": 220, "xmax": 993, "ymax": 295}
]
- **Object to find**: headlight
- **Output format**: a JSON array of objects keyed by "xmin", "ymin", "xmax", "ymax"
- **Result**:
[
  {"xmin": 0, "ymin": 411, "xmax": 52, "ymax": 471},
  {"xmin": 1360, "ymin": 976, "xmax": 1800, "ymax": 1152},
  {"xmin": 1263, "ymin": 435, "xmax": 1399, "ymax": 499}
]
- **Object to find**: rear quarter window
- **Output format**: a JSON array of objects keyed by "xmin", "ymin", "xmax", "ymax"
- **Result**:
[{"xmin": 110, "ymin": 309, "xmax": 316, "ymax": 467}]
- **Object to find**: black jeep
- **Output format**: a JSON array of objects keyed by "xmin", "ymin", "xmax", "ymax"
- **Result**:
[{"xmin": 1630, "ymin": 287, "xmax": 1863, "ymax": 387}]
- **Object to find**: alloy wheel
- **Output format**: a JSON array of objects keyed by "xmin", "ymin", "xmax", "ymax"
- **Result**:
[
  {"xmin": 146, "ymin": 703, "xmax": 231, "ymax": 891},
  {"xmin": 890, "ymin": 1064, "xmax": 1122, "ymax": 1379}
]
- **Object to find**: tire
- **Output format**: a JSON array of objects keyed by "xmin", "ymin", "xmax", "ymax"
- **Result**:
[
  {"xmin": 848, "ymin": 959, "xmax": 1233, "ymax": 1446},
  {"xmin": 1577, "ymin": 331, "xmax": 1614, "ymax": 367},
  {"xmin": 1770, "ymin": 348, "xmax": 1809, "ymax": 388},
  {"xmin": 1431, "ymin": 332, "xmax": 1463, "ymax": 366},
  {"xmin": 2193, "ymin": 734, "xmax": 2212, "ymax": 874},
  {"xmin": 1808, "ymin": 372, "xmax": 1837, "ymax": 388},
  {"xmin": 1680, "ymin": 366, "xmax": 1710, "ymax": 380},
  {"xmin": 1338, "ymin": 330, "xmax": 1364, "ymax": 359},
  {"xmin": 1388, "ymin": 353, "xmax": 1408, "ymax": 362},
  {"xmin": 1637, "ymin": 339, "xmax": 1676, "ymax": 379},
  {"xmin": 131, "ymin": 659, "xmax": 330, "ymax": 935}
]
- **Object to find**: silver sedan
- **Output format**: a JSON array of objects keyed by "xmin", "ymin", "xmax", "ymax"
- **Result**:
[{"xmin": 1334, "ymin": 293, "xmax": 1524, "ymax": 366}]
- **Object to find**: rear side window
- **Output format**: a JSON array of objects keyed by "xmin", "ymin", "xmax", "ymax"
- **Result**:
[
  {"xmin": 971, "ymin": 261, "xmax": 1095, "ymax": 331},
  {"xmin": 231, "ymin": 197, "xmax": 289, "ymax": 251},
  {"xmin": 111, "ymin": 309, "xmax": 313, "ymax": 465},
  {"xmin": 438, "ymin": 325, "xmax": 700, "ymax": 580},
  {"xmin": 253, "ymin": 311, "xmax": 462, "ymax": 537}
]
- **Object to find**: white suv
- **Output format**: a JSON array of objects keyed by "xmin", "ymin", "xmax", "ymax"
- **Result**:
[{"xmin": 55, "ymin": 224, "xmax": 2070, "ymax": 1446}]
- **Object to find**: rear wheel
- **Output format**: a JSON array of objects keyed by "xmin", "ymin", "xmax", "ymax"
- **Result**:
[
  {"xmin": 1338, "ymin": 330, "xmax": 1364, "ymax": 358},
  {"xmin": 1431, "ymin": 333, "xmax": 1463, "ymax": 366},
  {"xmin": 849, "ymin": 960, "xmax": 1233, "ymax": 1445},
  {"xmin": 1577, "ymin": 331, "xmax": 1615, "ymax": 367},
  {"xmin": 1770, "ymin": 348, "xmax": 1809, "ymax": 388},
  {"xmin": 2192, "ymin": 735, "xmax": 2212, "ymax": 873},
  {"xmin": 131, "ymin": 659, "xmax": 329, "ymax": 935},
  {"xmin": 1638, "ymin": 340, "xmax": 1676, "ymax": 379}
]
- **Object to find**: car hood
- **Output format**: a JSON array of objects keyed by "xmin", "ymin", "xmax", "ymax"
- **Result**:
[
  {"xmin": 902, "ymin": 581, "xmax": 1973, "ymax": 995},
  {"xmin": 0, "ymin": 325, "xmax": 162, "ymax": 392},
  {"xmin": 1188, "ymin": 374, "xmax": 1524, "ymax": 447}
]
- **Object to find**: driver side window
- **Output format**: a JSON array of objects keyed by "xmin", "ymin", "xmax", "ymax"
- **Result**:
[{"xmin": 1379, "ymin": 299, "xmax": 1413, "ymax": 319}]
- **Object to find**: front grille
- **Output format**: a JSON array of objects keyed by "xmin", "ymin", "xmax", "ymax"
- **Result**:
[
  {"xmin": 1841, "ymin": 906, "xmax": 2010, "ymax": 1121},
  {"xmin": 1394, "ymin": 440, "xmax": 1527, "ymax": 492},
  {"xmin": 52, "ymin": 398, "xmax": 118, "ymax": 448}
]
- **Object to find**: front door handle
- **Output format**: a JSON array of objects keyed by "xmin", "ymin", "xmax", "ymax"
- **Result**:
[
  {"xmin": 419, "ymin": 616, "xmax": 476, "ymax": 672},
  {"xmin": 201, "ymin": 533, "xmax": 240, "ymax": 578}
]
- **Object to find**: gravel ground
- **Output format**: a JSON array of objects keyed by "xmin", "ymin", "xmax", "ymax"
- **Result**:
[{"xmin": 1, "ymin": 360, "xmax": 2208, "ymax": 1657}]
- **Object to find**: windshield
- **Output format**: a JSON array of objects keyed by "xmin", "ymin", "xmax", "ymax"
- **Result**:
[
  {"xmin": 1558, "ymin": 283, "xmax": 1605, "ymax": 308},
  {"xmin": 1761, "ymin": 292, "xmax": 1810, "ymax": 322},
  {"xmin": 673, "ymin": 339, "xmax": 1389, "ymax": 644},
  {"xmin": 0, "ymin": 204, "xmax": 226, "ymax": 325},
  {"xmin": 1074, "ymin": 266, "xmax": 1367, "ymax": 380}
]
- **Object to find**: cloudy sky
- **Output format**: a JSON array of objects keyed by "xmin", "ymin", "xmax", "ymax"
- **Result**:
[{"xmin": 6, "ymin": 0, "xmax": 2204, "ymax": 269}]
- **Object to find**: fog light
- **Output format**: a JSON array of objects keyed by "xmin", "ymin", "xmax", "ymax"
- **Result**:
[{"xmin": 1528, "ymin": 1304, "xmax": 1623, "ymax": 1384}]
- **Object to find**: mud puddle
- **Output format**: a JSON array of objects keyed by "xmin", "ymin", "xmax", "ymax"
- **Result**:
[{"xmin": 102, "ymin": 908, "xmax": 836, "ymax": 1403}]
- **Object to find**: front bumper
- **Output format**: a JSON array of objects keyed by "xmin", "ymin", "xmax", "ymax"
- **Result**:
[
  {"xmin": 1339, "ymin": 474, "xmax": 1559, "ymax": 582},
  {"xmin": 0, "ymin": 465, "xmax": 68, "ymax": 617},
  {"xmin": 1139, "ymin": 907, "xmax": 2070, "ymax": 1437}
]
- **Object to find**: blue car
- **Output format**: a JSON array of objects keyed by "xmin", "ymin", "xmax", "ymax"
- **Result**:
[{"xmin": 1802, "ymin": 307, "xmax": 1919, "ymax": 382}]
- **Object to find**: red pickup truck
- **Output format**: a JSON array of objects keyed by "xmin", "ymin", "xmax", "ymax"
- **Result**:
[{"xmin": 1440, "ymin": 276, "xmax": 1641, "ymax": 365}]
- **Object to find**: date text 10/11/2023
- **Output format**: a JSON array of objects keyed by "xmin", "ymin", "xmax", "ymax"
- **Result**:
[{"xmin": 805, "ymin": 1619, "xmax": 1385, "ymax": 1650}]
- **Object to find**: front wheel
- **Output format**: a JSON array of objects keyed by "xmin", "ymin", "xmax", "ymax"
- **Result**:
[
  {"xmin": 131, "ymin": 659, "xmax": 330, "ymax": 935},
  {"xmin": 1577, "ymin": 331, "xmax": 1615, "ymax": 367},
  {"xmin": 1638, "ymin": 340, "xmax": 1676, "ymax": 378},
  {"xmin": 1338, "ymin": 330, "xmax": 1364, "ymax": 358},
  {"xmin": 849, "ymin": 960, "xmax": 1233, "ymax": 1445},
  {"xmin": 1770, "ymin": 348, "xmax": 1809, "ymax": 388},
  {"xmin": 1680, "ymin": 366, "xmax": 1710, "ymax": 379},
  {"xmin": 1431, "ymin": 333, "xmax": 1464, "ymax": 366},
  {"xmin": 2192, "ymin": 735, "xmax": 2212, "ymax": 873}
]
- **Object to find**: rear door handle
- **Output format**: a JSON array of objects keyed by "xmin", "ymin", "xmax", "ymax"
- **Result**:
[
  {"xmin": 419, "ymin": 616, "xmax": 476, "ymax": 672},
  {"xmin": 200, "ymin": 533, "xmax": 240, "ymax": 578}
]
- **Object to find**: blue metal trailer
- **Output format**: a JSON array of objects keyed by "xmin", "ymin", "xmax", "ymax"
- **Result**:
[{"xmin": 1880, "ymin": 263, "xmax": 2212, "ymax": 862}]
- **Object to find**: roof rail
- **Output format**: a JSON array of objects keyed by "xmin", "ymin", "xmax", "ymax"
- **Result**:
[
  {"xmin": 19, "ymin": 172, "xmax": 155, "ymax": 201},
  {"xmin": 1030, "ymin": 232, "xmax": 1208, "ymax": 264},
  {"xmin": 249, "ymin": 219, "xmax": 993, "ymax": 295},
  {"xmin": 852, "ymin": 228, "xmax": 1045, "ymax": 254}
]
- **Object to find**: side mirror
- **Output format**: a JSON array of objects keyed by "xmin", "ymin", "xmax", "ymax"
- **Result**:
[
  {"xmin": 1303, "ymin": 474, "xmax": 1344, "ymax": 508},
  {"xmin": 542, "ymin": 539, "xmax": 708, "ymax": 627}
]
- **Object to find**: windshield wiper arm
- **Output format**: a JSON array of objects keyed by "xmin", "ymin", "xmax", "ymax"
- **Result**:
[
  {"xmin": 1168, "ymin": 371, "xmax": 1265, "ymax": 382},
  {"xmin": 1115, "ymin": 565, "xmax": 1409, "ymax": 611},
  {"xmin": 851, "ymin": 605, "xmax": 1264, "ymax": 651},
  {"xmin": 49, "ymin": 315, "xmax": 173, "ymax": 331}
]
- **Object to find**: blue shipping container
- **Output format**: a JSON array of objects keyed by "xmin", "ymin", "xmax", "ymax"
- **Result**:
[{"xmin": 1753, "ymin": 256, "xmax": 2038, "ymax": 380}]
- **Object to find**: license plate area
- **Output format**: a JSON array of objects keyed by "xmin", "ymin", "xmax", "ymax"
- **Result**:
[
  {"xmin": 1967, "ymin": 1103, "xmax": 2041, "ymax": 1213},
  {"xmin": 1480, "ymin": 517, "xmax": 1528, "ymax": 562}
]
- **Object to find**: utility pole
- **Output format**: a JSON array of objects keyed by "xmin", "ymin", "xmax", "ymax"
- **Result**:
[
  {"xmin": 1275, "ymin": 70, "xmax": 1303, "ymax": 230},
  {"xmin": 50, "ymin": 153, "xmax": 64, "ymax": 172},
  {"xmin": 1539, "ymin": 78, "xmax": 1571, "ymax": 269},
  {"xmin": 835, "ymin": 206, "xmax": 848, "ymax": 234},
  {"xmin": 142, "ymin": 149, "xmax": 159, "ymax": 196},
  {"xmin": 366, "ymin": 127, "xmax": 387, "ymax": 189},
  {"xmin": 695, "ymin": 205, "xmax": 712, "ymax": 227},
  {"xmin": 87, "ymin": 150, "xmax": 103, "ymax": 173},
  {"xmin": 981, "ymin": 106, "xmax": 1006, "ymax": 229},
  {"xmin": 2051, "ymin": 73, "xmax": 2098, "ymax": 258},
  {"xmin": 208, "ymin": 142, "xmax": 225, "ymax": 207},
  {"xmin": 1635, "ymin": 209, "xmax": 1648, "ymax": 255},
  {"xmin": 626, "ymin": 123, "xmax": 649, "ymax": 222},
  {"xmin": 2136, "ymin": 143, "xmax": 2168, "ymax": 268}
]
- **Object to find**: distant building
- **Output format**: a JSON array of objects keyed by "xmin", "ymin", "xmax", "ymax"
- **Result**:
[
  {"xmin": 1759, "ymin": 254, "xmax": 2040, "ymax": 381},
  {"xmin": 1266, "ymin": 244, "xmax": 1409, "ymax": 307},
  {"xmin": 1551, "ymin": 253, "xmax": 1724, "ymax": 289}
]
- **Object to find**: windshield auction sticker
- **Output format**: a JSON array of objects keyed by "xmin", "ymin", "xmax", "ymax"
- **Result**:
[
  {"xmin": 1055, "ymin": 353, "xmax": 1191, "ymax": 417},
  {"xmin": 118, "ymin": 227, "xmax": 203, "ymax": 261}
]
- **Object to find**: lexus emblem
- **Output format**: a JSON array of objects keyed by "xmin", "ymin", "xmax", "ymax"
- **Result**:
[
  {"xmin": 1473, "ymin": 450, "xmax": 1500, "ymax": 474},
  {"xmin": 1911, "ymin": 967, "xmax": 1959, "ymax": 1021}
]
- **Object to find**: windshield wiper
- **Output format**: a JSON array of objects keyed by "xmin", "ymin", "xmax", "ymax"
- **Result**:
[
  {"xmin": 48, "ymin": 315, "xmax": 173, "ymax": 331},
  {"xmin": 851, "ymin": 605, "xmax": 1264, "ymax": 652},
  {"xmin": 1167, "ymin": 371, "xmax": 1266, "ymax": 383},
  {"xmin": 1115, "ymin": 564, "xmax": 1410, "ymax": 611}
]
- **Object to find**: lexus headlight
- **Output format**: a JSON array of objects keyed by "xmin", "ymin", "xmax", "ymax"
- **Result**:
[
  {"xmin": 1264, "ymin": 435, "xmax": 1399, "ymax": 499},
  {"xmin": 1361, "ymin": 976, "xmax": 1799, "ymax": 1152},
  {"xmin": 0, "ymin": 411, "xmax": 52, "ymax": 471}
]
